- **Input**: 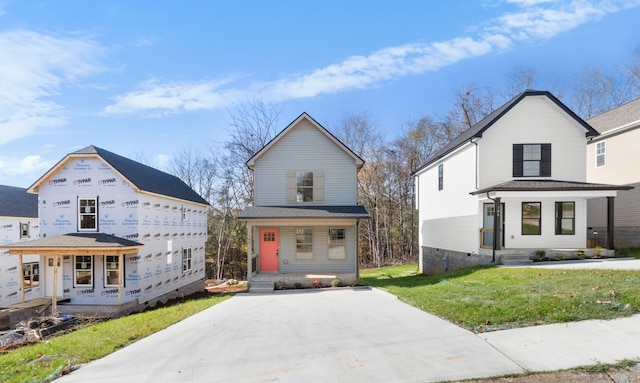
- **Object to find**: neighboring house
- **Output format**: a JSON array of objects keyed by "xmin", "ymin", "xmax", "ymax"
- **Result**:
[
  {"xmin": 239, "ymin": 112, "xmax": 369, "ymax": 291},
  {"xmin": 413, "ymin": 90, "xmax": 631, "ymax": 275},
  {"xmin": 2, "ymin": 146, "xmax": 209, "ymax": 316},
  {"xmin": 0, "ymin": 185, "xmax": 39, "ymax": 307},
  {"xmin": 586, "ymin": 98, "xmax": 640, "ymax": 248}
]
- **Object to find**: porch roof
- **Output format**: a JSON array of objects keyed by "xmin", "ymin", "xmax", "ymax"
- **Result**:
[
  {"xmin": 470, "ymin": 179, "xmax": 634, "ymax": 195},
  {"xmin": 1, "ymin": 232, "xmax": 143, "ymax": 255},
  {"xmin": 239, "ymin": 205, "xmax": 369, "ymax": 220}
]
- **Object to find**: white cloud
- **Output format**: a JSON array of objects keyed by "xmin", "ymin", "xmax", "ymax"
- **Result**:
[
  {"xmin": 0, "ymin": 154, "xmax": 52, "ymax": 177},
  {"xmin": 103, "ymin": 0, "xmax": 640, "ymax": 115},
  {"xmin": 0, "ymin": 29, "xmax": 106, "ymax": 145}
]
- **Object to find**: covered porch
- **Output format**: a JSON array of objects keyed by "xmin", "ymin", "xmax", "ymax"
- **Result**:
[{"xmin": 1, "ymin": 233, "xmax": 142, "ymax": 316}]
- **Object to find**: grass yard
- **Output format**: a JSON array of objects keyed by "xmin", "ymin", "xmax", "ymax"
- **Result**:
[
  {"xmin": 0, "ymin": 293, "xmax": 231, "ymax": 383},
  {"xmin": 361, "ymin": 264, "xmax": 640, "ymax": 332}
]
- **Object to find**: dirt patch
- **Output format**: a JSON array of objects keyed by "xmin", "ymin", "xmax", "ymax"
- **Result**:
[
  {"xmin": 462, "ymin": 364, "xmax": 640, "ymax": 382},
  {"xmin": 205, "ymin": 279, "xmax": 248, "ymax": 294}
]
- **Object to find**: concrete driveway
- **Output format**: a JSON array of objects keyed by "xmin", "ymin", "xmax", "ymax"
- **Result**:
[{"xmin": 56, "ymin": 287, "xmax": 523, "ymax": 383}]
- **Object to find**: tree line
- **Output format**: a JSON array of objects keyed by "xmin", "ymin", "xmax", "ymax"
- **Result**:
[{"xmin": 170, "ymin": 44, "xmax": 640, "ymax": 280}]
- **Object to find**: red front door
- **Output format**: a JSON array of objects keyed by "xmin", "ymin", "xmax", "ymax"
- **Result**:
[{"xmin": 259, "ymin": 229, "xmax": 279, "ymax": 271}]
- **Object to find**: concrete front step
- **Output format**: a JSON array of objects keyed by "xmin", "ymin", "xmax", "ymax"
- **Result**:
[{"xmin": 249, "ymin": 281, "xmax": 274, "ymax": 293}]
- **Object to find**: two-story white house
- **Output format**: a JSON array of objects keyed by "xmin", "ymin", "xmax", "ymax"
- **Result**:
[
  {"xmin": 413, "ymin": 90, "xmax": 631, "ymax": 274},
  {"xmin": 239, "ymin": 113, "xmax": 369, "ymax": 291},
  {"xmin": 2, "ymin": 146, "xmax": 209, "ymax": 316},
  {"xmin": 0, "ymin": 185, "xmax": 39, "ymax": 308},
  {"xmin": 586, "ymin": 97, "xmax": 640, "ymax": 248}
]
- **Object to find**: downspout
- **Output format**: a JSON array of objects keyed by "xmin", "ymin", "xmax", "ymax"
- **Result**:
[
  {"xmin": 355, "ymin": 219, "xmax": 360, "ymax": 281},
  {"xmin": 486, "ymin": 192, "xmax": 501, "ymax": 264}
]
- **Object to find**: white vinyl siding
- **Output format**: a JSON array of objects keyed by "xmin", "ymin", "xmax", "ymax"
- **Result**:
[
  {"xmin": 416, "ymin": 144, "xmax": 478, "ymax": 252},
  {"xmin": 254, "ymin": 119, "xmax": 357, "ymax": 205},
  {"xmin": 587, "ymin": 127, "xmax": 640, "ymax": 185},
  {"xmin": 478, "ymin": 96, "xmax": 588, "ymax": 188}
]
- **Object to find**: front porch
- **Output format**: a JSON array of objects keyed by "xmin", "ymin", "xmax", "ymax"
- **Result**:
[{"xmin": 249, "ymin": 272, "xmax": 358, "ymax": 293}]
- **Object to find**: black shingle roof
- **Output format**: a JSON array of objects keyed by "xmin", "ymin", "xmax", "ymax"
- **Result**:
[
  {"xmin": 470, "ymin": 180, "xmax": 633, "ymax": 195},
  {"xmin": 73, "ymin": 146, "xmax": 209, "ymax": 206},
  {"xmin": 414, "ymin": 90, "xmax": 599, "ymax": 174},
  {"xmin": 0, "ymin": 185, "xmax": 38, "ymax": 218},
  {"xmin": 239, "ymin": 205, "xmax": 369, "ymax": 219}
]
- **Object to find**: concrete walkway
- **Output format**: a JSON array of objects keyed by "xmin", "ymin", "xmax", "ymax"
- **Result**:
[{"xmin": 56, "ymin": 259, "xmax": 640, "ymax": 383}]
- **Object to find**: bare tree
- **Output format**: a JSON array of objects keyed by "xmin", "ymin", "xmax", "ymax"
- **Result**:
[
  {"xmin": 570, "ymin": 65, "xmax": 630, "ymax": 118},
  {"xmin": 622, "ymin": 43, "xmax": 640, "ymax": 98}
]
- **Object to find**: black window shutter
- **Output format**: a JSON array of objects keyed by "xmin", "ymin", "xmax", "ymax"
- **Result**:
[
  {"xmin": 541, "ymin": 144, "xmax": 551, "ymax": 177},
  {"xmin": 512, "ymin": 144, "xmax": 523, "ymax": 177}
]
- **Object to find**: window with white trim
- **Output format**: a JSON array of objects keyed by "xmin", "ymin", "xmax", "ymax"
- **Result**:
[
  {"xmin": 22, "ymin": 262, "xmax": 39, "ymax": 289},
  {"xmin": 295, "ymin": 228, "xmax": 313, "ymax": 260},
  {"xmin": 75, "ymin": 255, "xmax": 93, "ymax": 285},
  {"xmin": 328, "ymin": 228, "xmax": 346, "ymax": 260},
  {"xmin": 20, "ymin": 222, "xmax": 30, "ymax": 239},
  {"xmin": 104, "ymin": 255, "xmax": 120, "ymax": 286},
  {"xmin": 78, "ymin": 198, "xmax": 97, "ymax": 231},
  {"xmin": 297, "ymin": 172, "xmax": 314, "ymax": 202},
  {"xmin": 596, "ymin": 141, "xmax": 606, "ymax": 167},
  {"xmin": 182, "ymin": 248, "xmax": 192, "ymax": 272},
  {"xmin": 438, "ymin": 164, "xmax": 443, "ymax": 191}
]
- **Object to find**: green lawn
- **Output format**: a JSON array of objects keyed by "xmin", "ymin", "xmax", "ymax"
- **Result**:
[
  {"xmin": 0, "ymin": 294, "xmax": 232, "ymax": 383},
  {"xmin": 361, "ymin": 264, "xmax": 640, "ymax": 332}
]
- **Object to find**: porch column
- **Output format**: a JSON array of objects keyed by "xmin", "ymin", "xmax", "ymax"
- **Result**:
[
  {"xmin": 607, "ymin": 196, "xmax": 615, "ymax": 250},
  {"xmin": 246, "ymin": 222, "xmax": 252, "ymax": 279},
  {"xmin": 493, "ymin": 198, "xmax": 502, "ymax": 251},
  {"xmin": 18, "ymin": 252, "xmax": 24, "ymax": 303},
  {"xmin": 118, "ymin": 253, "xmax": 124, "ymax": 305},
  {"xmin": 52, "ymin": 255, "xmax": 59, "ymax": 317}
]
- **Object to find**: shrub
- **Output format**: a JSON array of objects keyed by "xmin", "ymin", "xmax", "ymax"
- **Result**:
[
  {"xmin": 555, "ymin": 252, "xmax": 565, "ymax": 261},
  {"xmin": 575, "ymin": 249, "xmax": 586, "ymax": 259},
  {"xmin": 313, "ymin": 279, "xmax": 322, "ymax": 288},
  {"xmin": 593, "ymin": 246, "xmax": 602, "ymax": 258},
  {"xmin": 330, "ymin": 279, "xmax": 343, "ymax": 287},
  {"xmin": 294, "ymin": 282, "xmax": 302, "ymax": 289},
  {"xmin": 275, "ymin": 281, "xmax": 284, "ymax": 290},
  {"xmin": 534, "ymin": 249, "xmax": 546, "ymax": 261}
]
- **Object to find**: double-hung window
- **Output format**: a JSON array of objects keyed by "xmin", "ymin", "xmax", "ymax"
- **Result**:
[
  {"xmin": 182, "ymin": 248, "xmax": 192, "ymax": 272},
  {"xmin": 522, "ymin": 202, "xmax": 541, "ymax": 235},
  {"xmin": 20, "ymin": 222, "xmax": 30, "ymax": 239},
  {"xmin": 555, "ymin": 202, "xmax": 575, "ymax": 235},
  {"xmin": 513, "ymin": 144, "xmax": 551, "ymax": 177},
  {"xmin": 438, "ymin": 164, "xmax": 443, "ymax": 191},
  {"xmin": 75, "ymin": 255, "xmax": 93, "ymax": 286},
  {"xmin": 105, "ymin": 255, "xmax": 120, "ymax": 286},
  {"xmin": 596, "ymin": 141, "xmax": 606, "ymax": 167},
  {"xmin": 328, "ymin": 228, "xmax": 346, "ymax": 260},
  {"xmin": 297, "ymin": 172, "xmax": 314, "ymax": 202},
  {"xmin": 295, "ymin": 228, "xmax": 313, "ymax": 260},
  {"xmin": 78, "ymin": 198, "xmax": 97, "ymax": 231}
]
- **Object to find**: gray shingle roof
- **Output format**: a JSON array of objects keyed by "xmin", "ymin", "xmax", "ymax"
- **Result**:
[
  {"xmin": 0, "ymin": 185, "xmax": 38, "ymax": 218},
  {"xmin": 239, "ymin": 205, "xmax": 369, "ymax": 219},
  {"xmin": 2, "ymin": 232, "xmax": 143, "ymax": 249},
  {"xmin": 471, "ymin": 180, "xmax": 633, "ymax": 195},
  {"xmin": 414, "ymin": 90, "xmax": 598, "ymax": 173},
  {"xmin": 72, "ymin": 146, "xmax": 209, "ymax": 206},
  {"xmin": 586, "ymin": 97, "xmax": 640, "ymax": 133}
]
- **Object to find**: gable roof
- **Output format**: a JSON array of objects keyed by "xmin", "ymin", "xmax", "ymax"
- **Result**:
[
  {"xmin": 245, "ymin": 112, "xmax": 364, "ymax": 170},
  {"xmin": 414, "ymin": 90, "xmax": 598, "ymax": 174},
  {"xmin": 0, "ymin": 185, "xmax": 38, "ymax": 218},
  {"xmin": 28, "ymin": 146, "xmax": 209, "ymax": 206}
]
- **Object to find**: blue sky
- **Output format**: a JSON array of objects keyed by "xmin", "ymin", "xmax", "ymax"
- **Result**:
[{"xmin": 1, "ymin": 0, "xmax": 640, "ymax": 188}]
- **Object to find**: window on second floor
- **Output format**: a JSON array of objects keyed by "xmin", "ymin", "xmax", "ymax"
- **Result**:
[
  {"xmin": 513, "ymin": 144, "xmax": 551, "ymax": 177},
  {"xmin": 287, "ymin": 170, "xmax": 324, "ymax": 204},
  {"xmin": 20, "ymin": 222, "xmax": 30, "ymax": 239},
  {"xmin": 438, "ymin": 164, "xmax": 443, "ymax": 191},
  {"xmin": 297, "ymin": 171, "xmax": 314, "ymax": 202},
  {"xmin": 78, "ymin": 198, "xmax": 97, "ymax": 231},
  {"xmin": 596, "ymin": 141, "xmax": 606, "ymax": 168}
]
